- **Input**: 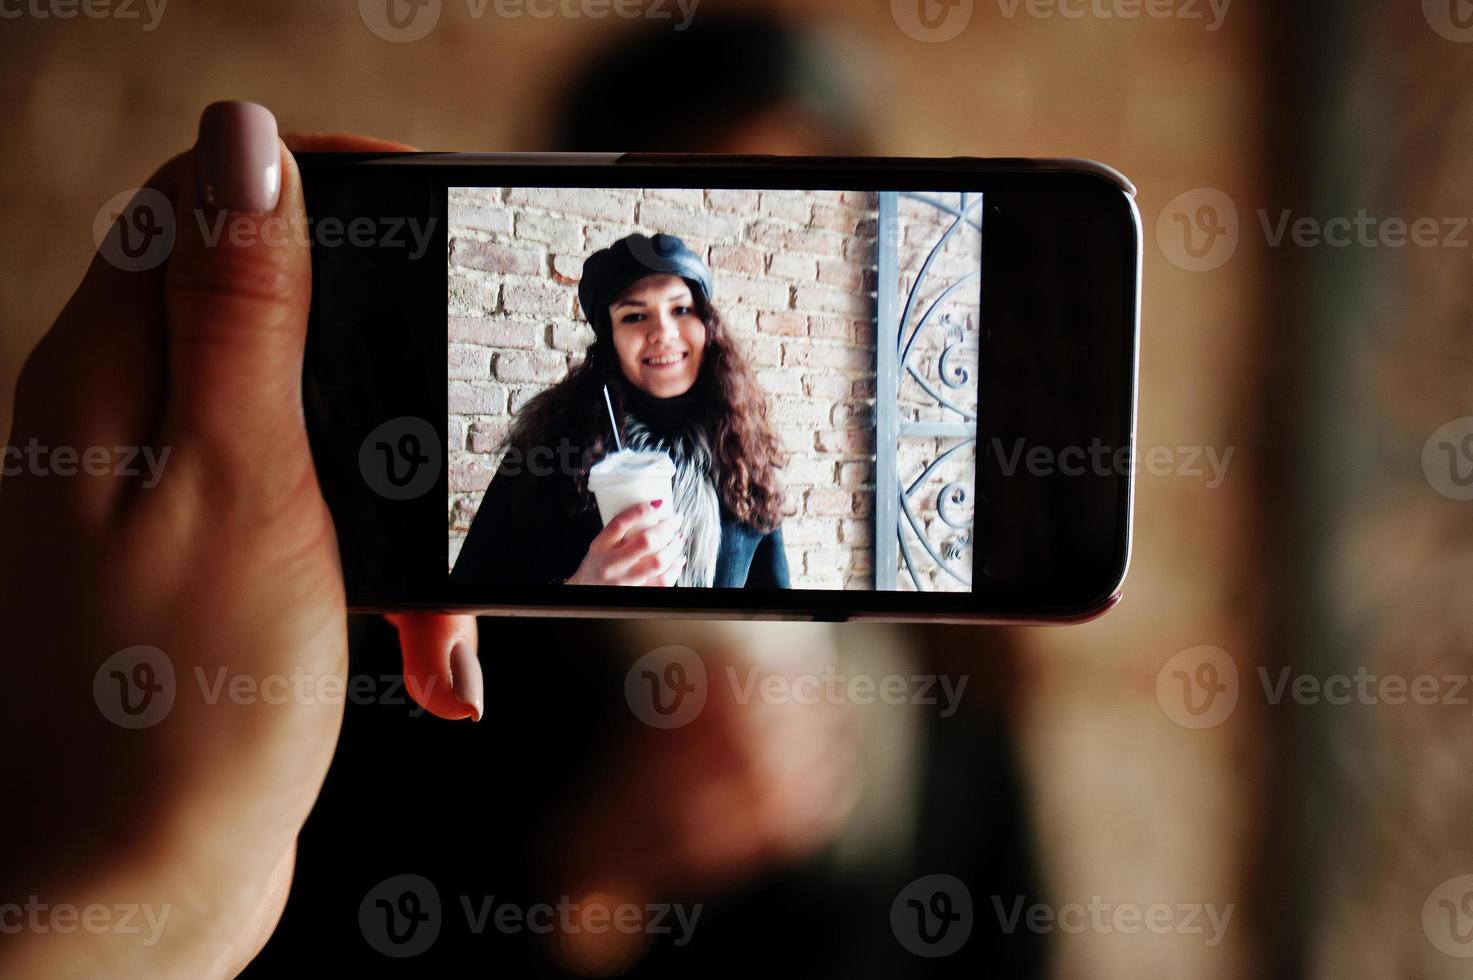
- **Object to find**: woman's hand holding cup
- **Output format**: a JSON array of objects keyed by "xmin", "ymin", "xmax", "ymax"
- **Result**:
[{"xmin": 567, "ymin": 500, "xmax": 686, "ymax": 586}]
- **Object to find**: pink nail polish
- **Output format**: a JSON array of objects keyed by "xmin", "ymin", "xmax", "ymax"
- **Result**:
[
  {"xmin": 651, "ymin": 499, "xmax": 664, "ymax": 509},
  {"xmin": 449, "ymin": 641, "xmax": 483, "ymax": 722},
  {"xmin": 195, "ymin": 101, "xmax": 281, "ymax": 214}
]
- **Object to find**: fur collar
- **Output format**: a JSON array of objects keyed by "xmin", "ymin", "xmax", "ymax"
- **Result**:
[{"xmin": 624, "ymin": 412, "xmax": 721, "ymax": 588}]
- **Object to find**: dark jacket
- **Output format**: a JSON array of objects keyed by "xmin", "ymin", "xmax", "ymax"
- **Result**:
[{"xmin": 451, "ymin": 455, "xmax": 790, "ymax": 588}]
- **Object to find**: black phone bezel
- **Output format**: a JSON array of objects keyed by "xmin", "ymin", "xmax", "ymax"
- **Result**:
[{"xmin": 298, "ymin": 153, "xmax": 1139, "ymax": 624}]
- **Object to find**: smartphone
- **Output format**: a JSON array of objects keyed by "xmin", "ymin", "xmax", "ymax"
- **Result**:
[{"xmin": 297, "ymin": 153, "xmax": 1140, "ymax": 624}]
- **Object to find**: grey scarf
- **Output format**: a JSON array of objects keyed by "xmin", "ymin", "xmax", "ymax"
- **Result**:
[{"xmin": 624, "ymin": 416, "xmax": 721, "ymax": 588}]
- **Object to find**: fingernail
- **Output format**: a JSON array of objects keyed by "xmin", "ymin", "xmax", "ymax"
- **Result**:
[
  {"xmin": 195, "ymin": 101, "xmax": 281, "ymax": 214},
  {"xmin": 449, "ymin": 641, "xmax": 483, "ymax": 722},
  {"xmin": 651, "ymin": 499, "xmax": 664, "ymax": 509}
]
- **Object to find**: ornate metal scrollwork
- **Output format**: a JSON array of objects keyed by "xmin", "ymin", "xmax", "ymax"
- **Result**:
[{"xmin": 875, "ymin": 192, "xmax": 982, "ymax": 591}]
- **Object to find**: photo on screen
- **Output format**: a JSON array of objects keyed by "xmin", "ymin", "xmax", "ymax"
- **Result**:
[{"xmin": 446, "ymin": 187, "xmax": 980, "ymax": 591}]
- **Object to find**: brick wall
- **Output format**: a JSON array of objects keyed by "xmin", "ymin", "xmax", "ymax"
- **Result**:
[
  {"xmin": 446, "ymin": 187, "xmax": 983, "ymax": 589},
  {"xmin": 447, "ymin": 187, "xmax": 883, "ymax": 587}
]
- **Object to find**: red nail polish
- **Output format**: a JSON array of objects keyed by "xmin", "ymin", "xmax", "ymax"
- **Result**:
[{"xmin": 651, "ymin": 499, "xmax": 664, "ymax": 508}]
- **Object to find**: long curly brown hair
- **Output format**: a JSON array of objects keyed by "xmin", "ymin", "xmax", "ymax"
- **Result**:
[{"xmin": 505, "ymin": 285, "xmax": 786, "ymax": 532}]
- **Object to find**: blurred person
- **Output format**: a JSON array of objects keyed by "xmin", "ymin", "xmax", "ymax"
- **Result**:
[
  {"xmin": 548, "ymin": 11, "xmax": 874, "ymax": 155},
  {"xmin": 384, "ymin": 13, "xmax": 1039, "ymax": 978}
]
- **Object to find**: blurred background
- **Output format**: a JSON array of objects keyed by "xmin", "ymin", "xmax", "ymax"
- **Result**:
[{"xmin": 3, "ymin": 1, "xmax": 1471, "ymax": 977}]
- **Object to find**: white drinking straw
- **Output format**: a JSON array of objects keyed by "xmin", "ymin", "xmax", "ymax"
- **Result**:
[{"xmin": 603, "ymin": 384, "xmax": 623, "ymax": 452}]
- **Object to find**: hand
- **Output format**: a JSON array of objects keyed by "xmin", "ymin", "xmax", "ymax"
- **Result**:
[
  {"xmin": 566, "ymin": 500, "xmax": 686, "ymax": 587},
  {"xmin": 0, "ymin": 104, "xmax": 415, "ymax": 978}
]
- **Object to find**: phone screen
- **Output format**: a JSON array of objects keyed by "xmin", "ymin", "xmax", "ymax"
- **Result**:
[
  {"xmin": 443, "ymin": 186, "xmax": 983, "ymax": 593},
  {"xmin": 300, "ymin": 155, "xmax": 1136, "ymax": 621}
]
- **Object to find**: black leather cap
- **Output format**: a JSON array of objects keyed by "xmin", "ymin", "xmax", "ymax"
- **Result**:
[{"xmin": 577, "ymin": 233, "xmax": 713, "ymax": 332}]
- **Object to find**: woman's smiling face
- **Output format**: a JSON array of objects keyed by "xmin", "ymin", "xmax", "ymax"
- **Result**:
[{"xmin": 607, "ymin": 274, "xmax": 707, "ymax": 398}]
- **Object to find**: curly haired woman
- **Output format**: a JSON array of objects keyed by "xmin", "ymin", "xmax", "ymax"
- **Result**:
[{"xmin": 452, "ymin": 232, "xmax": 791, "ymax": 588}]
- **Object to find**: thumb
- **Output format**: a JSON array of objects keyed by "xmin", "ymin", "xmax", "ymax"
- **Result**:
[
  {"xmin": 387, "ymin": 613, "xmax": 484, "ymax": 722},
  {"xmin": 162, "ymin": 101, "xmax": 312, "ymax": 489}
]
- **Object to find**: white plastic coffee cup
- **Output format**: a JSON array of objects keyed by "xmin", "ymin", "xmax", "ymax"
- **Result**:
[{"xmin": 588, "ymin": 450, "xmax": 676, "ymax": 526}]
